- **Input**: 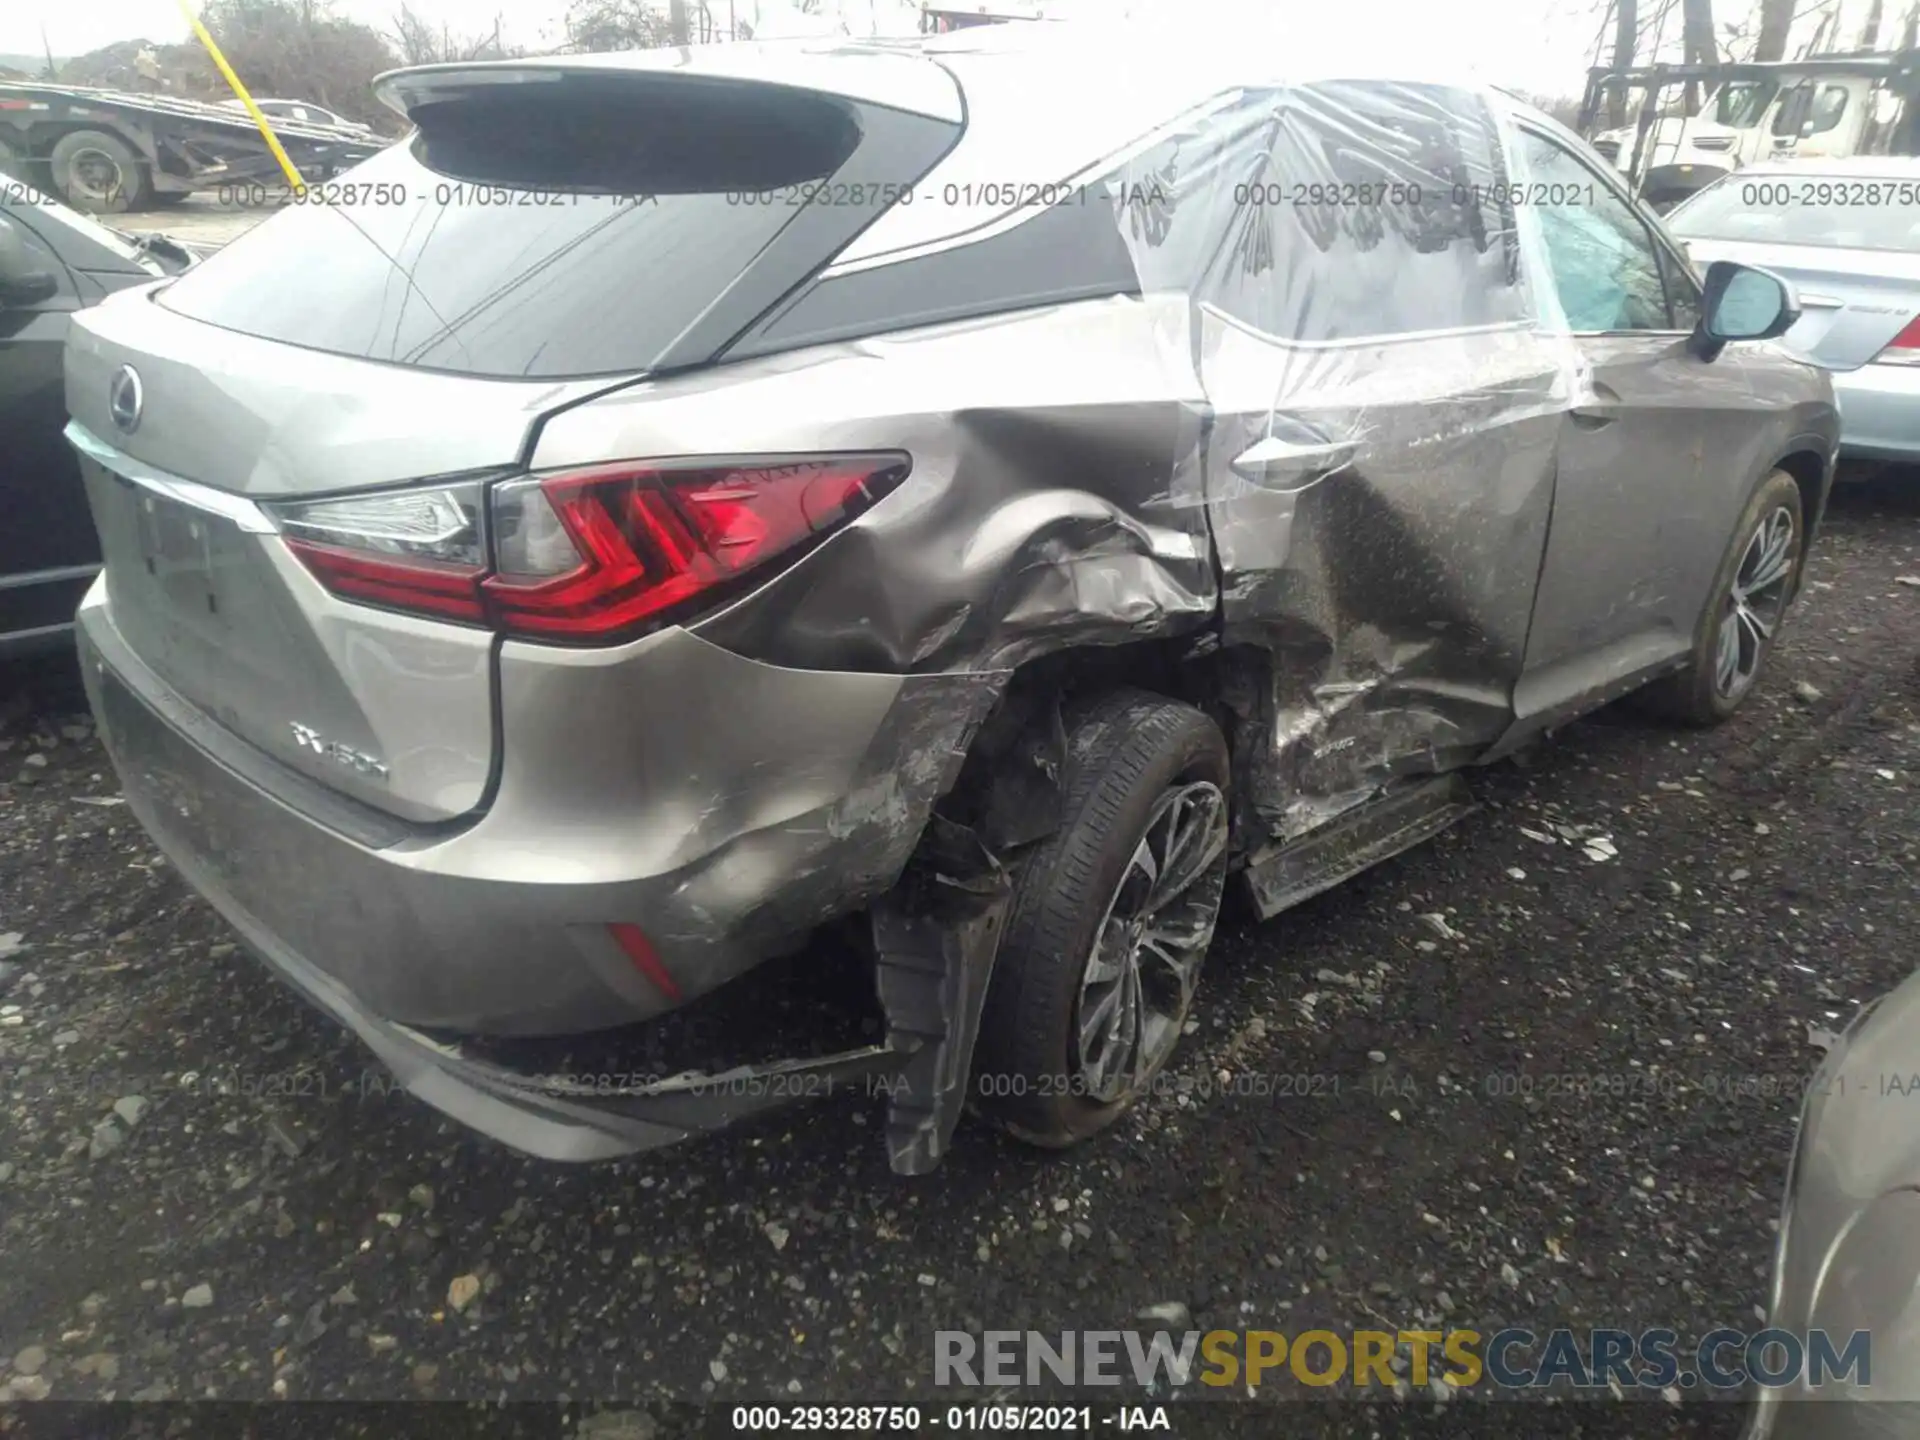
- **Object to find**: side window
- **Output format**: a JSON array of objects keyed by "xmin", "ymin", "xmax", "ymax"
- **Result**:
[
  {"xmin": 1517, "ymin": 131, "xmax": 1672, "ymax": 332},
  {"xmin": 1772, "ymin": 85, "xmax": 1814, "ymax": 137},
  {"xmin": 1714, "ymin": 82, "xmax": 1777, "ymax": 128},
  {"xmin": 1808, "ymin": 86, "xmax": 1850, "ymax": 135},
  {"xmin": 1110, "ymin": 82, "xmax": 1530, "ymax": 341}
]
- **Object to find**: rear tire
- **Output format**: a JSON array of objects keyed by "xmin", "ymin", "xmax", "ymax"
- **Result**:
[
  {"xmin": 1641, "ymin": 468, "xmax": 1805, "ymax": 726},
  {"xmin": 972, "ymin": 689, "xmax": 1231, "ymax": 1148},
  {"xmin": 0, "ymin": 135, "xmax": 25, "ymax": 183},
  {"xmin": 50, "ymin": 129, "xmax": 150, "ymax": 214}
]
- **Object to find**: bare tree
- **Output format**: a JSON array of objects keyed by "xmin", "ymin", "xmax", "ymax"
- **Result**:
[
  {"xmin": 391, "ymin": 4, "xmax": 514, "ymax": 63},
  {"xmin": 1609, "ymin": 0, "xmax": 1638, "ymax": 128},
  {"xmin": 1754, "ymin": 0, "xmax": 1795, "ymax": 59},
  {"xmin": 565, "ymin": 0, "xmax": 671, "ymax": 50},
  {"xmin": 1858, "ymin": 0, "xmax": 1885, "ymax": 47},
  {"xmin": 172, "ymin": 0, "xmax": 401, "ymax": 128},
  {"xmin": 1680, "ymin": 0, "xmax": 1714, "ymax": 112}
]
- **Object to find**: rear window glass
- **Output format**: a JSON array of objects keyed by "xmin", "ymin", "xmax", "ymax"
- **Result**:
[
  {"xmin": 158, "ymin": 76, "xmax": 868, "ymax": 378},
  {"xmin": 1669, "ymin": 173, "xmax": 1920, "ymax": 252}
]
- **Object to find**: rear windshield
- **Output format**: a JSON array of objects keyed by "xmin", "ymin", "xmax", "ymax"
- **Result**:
[
  {"xmin": 158, "ymin": 75, "xmax": 887, "ymax": 378},
  {"xmin": 1669, "ymin": 173, "xmax": 1920, "ymax": 252}
]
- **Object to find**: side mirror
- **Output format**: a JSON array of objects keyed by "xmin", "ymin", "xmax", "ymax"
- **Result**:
[
  {"xmin": 0, "ymin": 269, "xmax": 59, "ymax": 308},
  {"xmin": 1690, "ymin": 260, "xmax": 1801, "ymax": 361}
]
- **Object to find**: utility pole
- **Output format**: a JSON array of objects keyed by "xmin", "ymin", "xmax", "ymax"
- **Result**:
[{"xmin": 670, "ymin": 0, "xmax": 692, "ymax": 44}]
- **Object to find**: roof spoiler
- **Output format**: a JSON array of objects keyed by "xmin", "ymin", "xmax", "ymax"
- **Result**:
[{"xmin": 371, "ymin": 49, "xmax": 963, "ymax": 126}]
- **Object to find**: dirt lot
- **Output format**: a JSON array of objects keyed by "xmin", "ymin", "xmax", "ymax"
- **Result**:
[
  {"xmin": 115, "ymin": 196, "xmax": 276, "ymax": 248},
  {"xmin": 2, "ymin": 474, "xmax": 1918, "ymax": 1430}
]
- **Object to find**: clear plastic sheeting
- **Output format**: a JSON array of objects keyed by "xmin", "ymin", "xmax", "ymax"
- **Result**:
[{"xmin": 1036, "ymin": 62, "xmax": 1591, "ymax": 842}]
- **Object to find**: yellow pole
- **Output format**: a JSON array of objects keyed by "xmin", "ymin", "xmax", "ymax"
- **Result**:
[{"xmin": 173, "ymin": 0, "xmax": 307, "ymax": 193}]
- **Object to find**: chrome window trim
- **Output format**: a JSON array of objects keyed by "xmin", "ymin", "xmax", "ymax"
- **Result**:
[{"xmin": 64, "ymin": 420, "xmax": 279, "ymax": 535}]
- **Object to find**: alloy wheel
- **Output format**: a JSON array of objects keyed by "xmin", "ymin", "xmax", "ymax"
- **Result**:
[
  {"xmin": 1073, "ymin": 780, "xmax": 1229, "ymax": 1103},
  {"xmin": 1713, "ymin": 504, "xmax": 1797, "ymax": 702}
]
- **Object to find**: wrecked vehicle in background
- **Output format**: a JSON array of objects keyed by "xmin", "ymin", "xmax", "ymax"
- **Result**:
[{"xmin": 60, "ymin": 25, "xmax": 1837, "ymax": 1175}]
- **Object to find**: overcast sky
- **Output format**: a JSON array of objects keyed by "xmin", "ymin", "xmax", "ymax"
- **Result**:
[{"xmin": 0, "ymin": 0, "xmax": 1836, "ymax": 99}]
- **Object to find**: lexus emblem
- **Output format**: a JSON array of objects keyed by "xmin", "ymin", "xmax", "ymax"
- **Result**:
[{"xmin": 108, "ymin": 364, "xmax": 143, "ymax": 434}]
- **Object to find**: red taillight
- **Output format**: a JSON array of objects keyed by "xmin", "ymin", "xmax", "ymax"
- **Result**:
[
  {"xmin": 1874, "ymin": 314, "xmax": 1920, "ymax": 367},
  {"xmin": 274, "ymin": 484, "xmax": 490, "ymax": 624},
  {"xmin": 482, "ymin": 456, "xmax": 908, "ymax": 641},
  {"xmin": 282, "ymin": 538, "xmax": 487, "ymax": 622},
  {"xmin": 270, "ymin": 455, "xmax": 907, "ymax": 643}
]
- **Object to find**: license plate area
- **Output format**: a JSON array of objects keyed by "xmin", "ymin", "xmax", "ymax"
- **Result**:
[{"xmin": 132, "ymin": 486, "xmax": 222, "ymax": 618}]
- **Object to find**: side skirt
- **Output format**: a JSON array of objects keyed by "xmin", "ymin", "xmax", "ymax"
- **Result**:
[{"xmin": 1239, "ymin": 773, "xmax": 1478, "ymax": 921}]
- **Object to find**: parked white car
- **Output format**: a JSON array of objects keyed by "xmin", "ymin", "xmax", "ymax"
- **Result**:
[{"xmin": 217, "ymin": 98, "xmax": 374, "ymax": 137}]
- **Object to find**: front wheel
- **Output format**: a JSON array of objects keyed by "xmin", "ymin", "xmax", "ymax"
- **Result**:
[
  {"xmin": 972, "ymin": 689, "xmax": 1231, "ymax": 1148},
  {"xmin": 1643, "ymin": 468, "xmax": 1805, "ymax": 726}
]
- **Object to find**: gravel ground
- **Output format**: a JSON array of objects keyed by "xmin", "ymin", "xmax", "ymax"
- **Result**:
[
  {"xmin": 114, "ymin": 196, "xmax": 275, "ymax": 248},
  {"xmin": 2, "ymin": 474, "xmax": 1919, "ymax": 1430}
]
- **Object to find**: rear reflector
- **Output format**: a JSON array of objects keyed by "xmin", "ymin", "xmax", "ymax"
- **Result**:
[
  {"xmin": 269, "ymin": 455, "xmax": 908, "ymax": 643},
  {"xmin": 608, "ymin": 922, "xmax": 681, "ymax": 1001},
  {"xmin": 1873, "ymin": 314, "xmax": 1920, "ymax": 367}
]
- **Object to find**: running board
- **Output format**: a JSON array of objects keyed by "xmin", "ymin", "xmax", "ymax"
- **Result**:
[{"xmin": 1240, "ymin": 774, "xmax": 1478, "ymax": 920}]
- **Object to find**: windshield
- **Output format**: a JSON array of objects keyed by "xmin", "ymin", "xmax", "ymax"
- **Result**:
[
  {"xmin": 1668, "ymin": 172, "xmax": 1920, "ymax": 251},
  {"xmin": 1713, "ymin": 81, "xmax": 1778, "ymax": 127}
]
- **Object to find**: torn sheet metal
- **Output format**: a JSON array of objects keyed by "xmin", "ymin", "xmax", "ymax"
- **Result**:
[{"xmin": 536, "ymin": 293, "xmax": 1219, "ymax": 677}]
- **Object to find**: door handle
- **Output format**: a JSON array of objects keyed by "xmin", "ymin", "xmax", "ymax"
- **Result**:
[{"xmin": 1231, "ymin": 434, "xmax": 1357, "ymax": 490}]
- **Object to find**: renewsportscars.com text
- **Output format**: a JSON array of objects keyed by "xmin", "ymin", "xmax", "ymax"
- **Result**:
[{"xmin": 935, "ymin": 1327, "xmax": 1869, "ymax": 1392}]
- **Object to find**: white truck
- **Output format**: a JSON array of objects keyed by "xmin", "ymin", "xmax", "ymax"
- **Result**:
[{"xmin": 1578, "ymin": 51, "xmax": 1920, "ymax": 209}]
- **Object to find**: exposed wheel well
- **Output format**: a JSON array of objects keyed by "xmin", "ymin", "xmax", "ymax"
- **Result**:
[
  {"xmin": 1773, "ymin": 448, "xmax": 1828, "ymax": 540},
  {"xmin": 936, "ymin": 635, "xmax": 1249, "ymax": 853}
]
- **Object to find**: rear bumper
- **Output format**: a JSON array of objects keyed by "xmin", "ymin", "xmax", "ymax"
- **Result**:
[
  {"xmin": 78, "ymin": 585, "xmax": 1001, "ymax": 1157},
  {"xmin": 1833, "ymin": 363, "xmax": 1920, "ymax": 462}
]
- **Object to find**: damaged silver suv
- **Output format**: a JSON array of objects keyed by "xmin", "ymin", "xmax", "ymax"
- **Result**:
[{"xmin": 65, "ymin": 27, "xmax": 1837, "ymax": 1174}]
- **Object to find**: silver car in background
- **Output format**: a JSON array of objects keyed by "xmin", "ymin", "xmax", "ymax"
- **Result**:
[
  {"xmin": 1748, "ymin": 971, "xmax": 1920, "ymax": 1436},
  {"xmin": 64, "ymin": 26, "xmax": 1837, "ymax": 1175},
  {"xmin": 1669, "ymin": 157, "xmax": 1920, "ymax": 465}
]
